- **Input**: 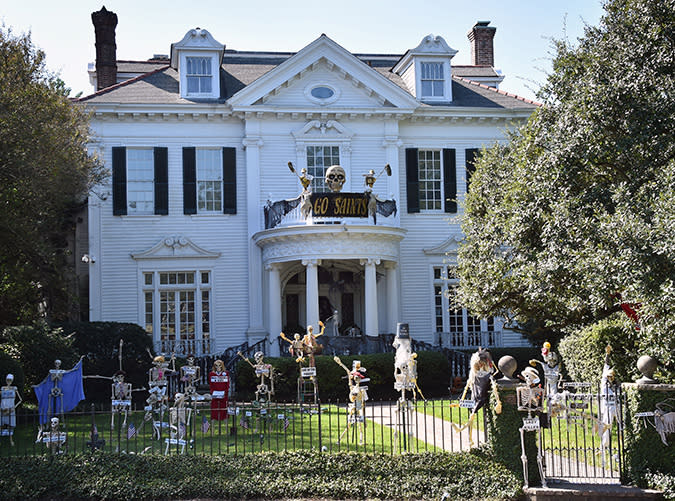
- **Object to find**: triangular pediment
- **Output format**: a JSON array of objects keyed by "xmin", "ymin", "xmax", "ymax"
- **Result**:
[
  {"xmin": 131, "ymin": 235, "xmax": 221, "ymax": 260},
  {"xmin": 228, "ymin": 35, "xmax": 418, "ymax": 110}
]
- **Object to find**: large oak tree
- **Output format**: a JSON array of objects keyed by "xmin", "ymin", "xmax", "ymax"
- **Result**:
[
  {"xmin": 458, "ymin": 0, "xmax": 674, "ymax": 377},
  {"xmin": 0, "ymin": 27, "xmax": 105, "ymax": 326}
]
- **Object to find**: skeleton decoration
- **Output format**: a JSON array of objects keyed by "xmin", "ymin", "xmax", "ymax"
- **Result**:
[
  {"xmin": 238, "ymin": 351, "xmax": 276, "ymax": 403},
  {"xmin": 452, "ymin": 348, "xmax": 502, "ymax": 446},
  {"xmin": 280, "ymin": 332, "xmax": 308, "ymax": 365},
  {"xmin": 529, "ymin": 342, "xmax": 561, "ymax": 405},
  {"xmin": 324, "ymin": 165, "xmax": 346, "ymax": 192},
  {"xmin": 393, "ymin": 324, "xmax": 425, "ymax": 401},
  {"xmin": 111, "ymin": 370, "xmax": 132, "ymax": 428},
  {"xmin": 209, "ymin": 359, "xmax": 230, "ymax": 421},
  {"xmin": 334, "ymin": 356, "xmax": 369, "ymax": 445},
  {"xmin": 635, "ymin": 398, "xmax": 675, "ymax": 447},
  {"xmin": 288, "ymin": 161, "xmax": 313, "ymax": 193},
  {"xmin": 180, "ymin": 354, "xmax": 201, "ymax": 397},
  {"xmin": 596, "ymin": 345, "xmax": 620, "ymax": 458},
  {"xmin": 363, "ymin": 164, "xmax": 392, "ymax": 191},
  {"xmin": 33, "ymin": 357, "xmax": 85, "ymax": 438},
  {"xmin": 516, "ymin": 366, "xmax": 547, "ymax": 489},
  {"xmin": 165, "ymin": 392, "xmax": 192, "ymax": 454},
  {"xmin": 301, "ymin": 321, "xmax": 324, "ymax": 369},
  {"xmin": 1, "ymin": 374, "xmax": 22, "ymax": 446},
  {"xmin": 36, "ymin": 416, "xmax": 67, "ymax": 454},
  {"xmin": 144, "ymin": 353, "xmax": 175, "ymax": 439}
]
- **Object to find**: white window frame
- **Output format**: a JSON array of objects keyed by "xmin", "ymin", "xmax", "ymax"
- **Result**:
[
  {"xmin": 433, "ymin": 265, "xmax": 496, "ymax": 347},
  {"xmin": 179, "ymin": 52, "xmax": 219, "ymax": 99},
  {"xmin": 186, "ymin": 56, "xmax": 213, "ymax": 94},
  {"xmin": 416, "ymin": 59, "xmax": 451, "ymax": 102},
  {"xmin": 306, "ymin": 144, "xmax": 341, "ymax": 193},
  {"xmin": 142, "ymin": 269, "xmax": 212, "ymax": 355},
  {"xmin": 196, "ymin": 148, "xmax": 223, "ymax": 213},
  {"xmin": 418, "ymin": 149, "xmax": 443, "ymax": 211},
  {"xmin": 126, "ymin": 148, "xmax": 154, "ymax": 215}
]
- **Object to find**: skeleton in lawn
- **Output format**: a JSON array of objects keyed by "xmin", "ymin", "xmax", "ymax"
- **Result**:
[
  {"xmin": 516, "ymin": 366, "xmax": 547, "ymax": 489},
  {"xmin": 279, "ymin": 332, "xmax": 307, "ymax": 364},
  {"xmin": 595, "ymin": 345, "xmax": 621, "ymax": 465},
  {"xmin": 180, "ymin": 354, "xmax": 201, "ymax": 397},
  {"xmin": 111, "ymin": 370, "xmax": 132, "ymax": 428},
  {"xmin": 302, "ymin": 321, "xmax": 325, "ymax": 369},
  {"xmin": 393, "ymin": 324, "xmax": 425, "ymax": 402},
  {"xmin": 452, "ymin": 348, "xmax": 502, "ymax": 446},
  {"xmin": 1, "ymin": 374, "xmax": 21, "ymax": 446},
  {"xmin": 529, "ymin": 342, "xmax": 561, "ymax": 413},
  {"xmin": 165, "ymin": 392, "xmax": 192, "ymax": 454},
  {"xmin": 334, "ymin": 356, "xmax": 369, "ymax": 445},
  {"xmin": 238, "ymin": 351, "xmax": 275, "ymax": 403}
]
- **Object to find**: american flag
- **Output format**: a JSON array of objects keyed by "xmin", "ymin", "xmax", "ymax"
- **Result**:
[
  {"xmin": 240, "ymin": 415, "xmax": 249, "ymax": 429},
  {"xmin": 127, "ymin": 422, "xmax": 137, "ymax": 439},
  {"xmin": 201, "ymin": 415, "xmax": 210, "ymax": 434},
  {"xmin": 283, "ymin": 417, "xmax": 290, "ymax": 431},
  {"xmin": 179, "ymin": 422, "xmax": 187, "ymax": 437}
]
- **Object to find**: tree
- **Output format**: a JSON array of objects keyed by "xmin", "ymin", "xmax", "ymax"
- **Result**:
[
  {"xmin": 457, "ymin": 0, "xmax": 675, "ymax": 379},
  {"xmin": 0, "ymin": 27, "xmax": 105, "ymax": 326}
]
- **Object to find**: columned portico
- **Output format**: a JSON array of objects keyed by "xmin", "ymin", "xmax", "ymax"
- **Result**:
[{"xmin": 254, "ymin": 224, "xmax": 406, "ymax": 340}]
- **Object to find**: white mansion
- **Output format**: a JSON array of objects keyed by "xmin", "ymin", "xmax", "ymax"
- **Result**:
[{"xmin": 79, "ymin": 7, "xmax": 538, "ymax": 356}]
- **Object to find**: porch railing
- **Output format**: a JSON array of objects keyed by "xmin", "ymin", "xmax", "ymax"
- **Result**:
[{"xmin": 434, "ymin": 330, "xmax": 503, "ymax": 350}]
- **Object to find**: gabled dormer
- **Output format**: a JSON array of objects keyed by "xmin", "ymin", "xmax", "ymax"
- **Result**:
[
  {"xmin": 392, "ymin": 35, "xmax": 457, "ymax": 104},
  {"xmin": 170, "ymin": 28, "xmax": 225, "ymax": 99}
]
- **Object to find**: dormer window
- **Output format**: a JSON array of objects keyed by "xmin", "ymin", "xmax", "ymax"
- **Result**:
[
  {"xmin": 186, "ymin": 57, "xmax": 213, "ymax": 94},
  {"xmin": 420, "ymin": 62, "xmax": 444, "ymax": 98}
]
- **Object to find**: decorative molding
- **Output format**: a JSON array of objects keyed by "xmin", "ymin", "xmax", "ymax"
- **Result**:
[
  {"xmin": 423, "ymin": 235, "xmax": 464, "ymax": 256},
  {"xmin": 131, "ymin": 235, "xmax": 221, "ymax": 260}
]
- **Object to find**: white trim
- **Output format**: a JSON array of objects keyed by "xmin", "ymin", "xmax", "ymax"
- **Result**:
[{"xmin": 304, "ymin": 83, "xmax": 341, "ymax": 105}]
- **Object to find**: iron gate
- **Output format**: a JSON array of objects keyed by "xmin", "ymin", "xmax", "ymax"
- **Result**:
[{"xmin": 540, "ymin": 382, "xmax": 625, "ymax": 482}]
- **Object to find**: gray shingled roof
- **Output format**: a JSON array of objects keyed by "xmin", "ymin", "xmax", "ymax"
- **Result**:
[{"xmin": 79, "ymin": 58, "xmax": 538, "ymax": 109}]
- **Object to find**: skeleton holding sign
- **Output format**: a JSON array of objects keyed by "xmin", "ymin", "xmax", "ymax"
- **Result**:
[
  {"xmin": 516, "ymin": 366, "xmax": 547, "ymax": 489},
  {"xmin": 238, "ymin": 351, "xmax": 275, "ymax": 403},
  {"xmin": 0, "ymin": 374, "xmax": 21, "ymax": 445},
  {"xmin": 334, "ymin": 356, "xmax": 369, "ymax": 446}
]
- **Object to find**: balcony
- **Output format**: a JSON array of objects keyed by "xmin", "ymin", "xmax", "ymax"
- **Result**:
[
  {"xmin": 264, "ymin": 192, "xmax": 398, "ymax": 229},
  {"xmin": 434, "ymin": 330, "xmax": 503, "ymax": 350},
  {"xmin": 154, "ymin": 338, "xmax": 213, "ymax": 357}
]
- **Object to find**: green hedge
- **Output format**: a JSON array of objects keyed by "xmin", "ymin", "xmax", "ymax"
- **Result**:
[
  {"xmin": 622, "ymin": 384, "xmax": 675, "ymax": 488},
  {"xmin": 235, "ymin": 351, "xmax": 450, "ymax": 402},
  {"xmin": 0, "ymin": 450, "xmax": 522, "ymax": 500}
]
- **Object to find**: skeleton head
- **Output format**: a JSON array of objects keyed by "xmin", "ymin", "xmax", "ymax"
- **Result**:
[
  {"xmin": 50, "ymin": 417, "xmax": 59, "ymax": 430},
  {"xmin": 254, "ymin": 351, "xmax": 264, "ymax": 364},
  {"xmin": 113, "ymin": 370, "xmax": 126, "ymax": 383},
  {"xmin": 54, "ymin": 359, "xmax": 62, "ymax": 370},
  {"xmin": 325, "ymin": 165, "xmax": 346, "ymax": 192},
  {"xmin": 212, "ymin": 359, "xmax": 225, "ymax": 372},
  {"xmin": 187, "ymin": 354, "xmax": 195, "ymax": 366},
  {"xmin": 6, "ymin": 374, "xmax": 13, "ymax": 384}
]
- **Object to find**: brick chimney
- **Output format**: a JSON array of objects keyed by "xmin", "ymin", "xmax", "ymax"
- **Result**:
[
  {"xmin": 467, "ymin": 21, "xmax": 496, "ymax": 67},
  {"xmin": 91, "ymin": 6, "xmax": 118, "ymax": 91}
]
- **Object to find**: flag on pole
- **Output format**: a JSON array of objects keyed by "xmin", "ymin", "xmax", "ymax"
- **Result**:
[
  {"xmin": 201, "ymin": 415, "xmax": 210, "ymax": 434},
  {"xmin": 283, "ymin": 417, "xmax": 290, "ymax": 431},
  {"xmin": 127, "ymin": 422, "xmax": 137, "ymax": 439},
  {"xmin": 179, "ymin": 422, "xmax": 187, "ymax": 438}
]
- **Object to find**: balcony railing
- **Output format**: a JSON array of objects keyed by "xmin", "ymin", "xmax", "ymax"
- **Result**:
[
  {"xmin": 154, "ymin": 338, "xmax": 213, "ymax": 357},
  {"xmin": 434, "ymin": 330, "xmax": 502, "ymax": 350}
]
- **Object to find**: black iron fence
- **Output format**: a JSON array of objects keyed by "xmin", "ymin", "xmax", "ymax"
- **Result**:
[{"xmin": 0, "ymin": 398, "xmax": 487, "ymax": 458}]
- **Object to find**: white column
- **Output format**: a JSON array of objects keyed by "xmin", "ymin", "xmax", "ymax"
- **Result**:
[
  {"xmin": 303, "ymin": 259, "xmax": 321, "ymax": 331},
  {"xmin": 382, "ymin": 121, "xmax": 401, "ymax": 224},
  {"xmin": 266, "ymin": 263, "xmax": 282, "ymax": 357},
  {"xmin": 361, "ymin": 258, "xmax": 380, "ymax": 336},
  {"xmin": 384, "ymin": 261, "xmax": 399, "ymax": 334},
  {"xmin": 243, "ymin": 128, "xmax": 267, "ymax": 343}
]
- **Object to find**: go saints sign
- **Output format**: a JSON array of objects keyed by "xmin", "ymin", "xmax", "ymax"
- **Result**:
[{"xmin": 310, "ymin": 193, "xmax": 369, "ymax": 218}]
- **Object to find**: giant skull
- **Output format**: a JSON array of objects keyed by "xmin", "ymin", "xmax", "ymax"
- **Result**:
[{"xmin": 325, "ymin": 165, "xmax": 346, "ymax": 192}]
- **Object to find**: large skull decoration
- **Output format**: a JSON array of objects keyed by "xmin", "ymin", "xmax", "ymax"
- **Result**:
[{"xmin": 325, "ymin": 165, "xmax": 346, "ymax": 192}]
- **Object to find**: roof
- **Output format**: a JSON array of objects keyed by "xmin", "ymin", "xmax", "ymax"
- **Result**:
[{"xmin": 79, "ymin": 50, "xmax": 538, "ymax": 109}]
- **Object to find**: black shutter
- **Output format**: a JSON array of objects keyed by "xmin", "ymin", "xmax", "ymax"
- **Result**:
[
  {"xmin": 154, "ymin": 147, "xmax": 168, "ymax": 215},
  {"xmin": 183, "ymin": 147, "xmax": 197, "ymax": 215},
  {"xmin": 112, "ymin": 147, "xmax": 127, "ymax": 216},
  {"xmin": 222, "ymin": 147, "xmax": 237, "ymax": 214},
  {"xmin": 443, "ymin": 148, "xmax": 457, "ymax": 213},
  {"xmin": 405, "ymin": 148, "xmax": 420, "ymax": 213},
  {"xmin": 465, "ymin": 148, "xmax": 479, "ymax": 193}
]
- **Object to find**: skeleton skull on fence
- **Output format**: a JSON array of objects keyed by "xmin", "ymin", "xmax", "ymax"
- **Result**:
[{"xmin": 325, "ymin": 165, "xmax": 346, "ymax": 192}]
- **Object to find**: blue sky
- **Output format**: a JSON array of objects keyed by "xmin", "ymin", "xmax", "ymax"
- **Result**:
[{"xmin": 2, "ymin": 0, "xmax": 605, "ymax": 100}]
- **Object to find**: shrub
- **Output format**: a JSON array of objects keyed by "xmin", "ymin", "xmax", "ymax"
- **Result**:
[
  {"xmin": 0, "ymin": 450, "xmax": 522, "ymax": 500},
  {"xmin": 0, "ymin": 322, "xmax": 78, "ymax": 397},
  {"xmin": 57, "ymin": 322, "xmax": 153, "ymax": 403},
  {"xmin": 558, "ymin": 315, "xmax": 639, "ymax": 385}
]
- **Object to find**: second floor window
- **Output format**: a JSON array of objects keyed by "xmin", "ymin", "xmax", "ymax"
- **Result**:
[
  {"xmin": 126, "ymin": 148, "xmax": 154, "ymax": 214},
  {"xmin": 421, "ymin": 62, "xmax": 444, "ymax": 98},
  {"xmin": 418, "ymin": 150, "xmax": 442, "ymax": 210},
  {"xmin": 186, "ymin": 57, "xmax": 212, "ymax": 94},
  {"xmin": 307, "ymin": 145, "xmax": 340, "ymax": 193},
  {"xmin": 197, "ymin": 149, "xmax": 222, "ymax": 212}
]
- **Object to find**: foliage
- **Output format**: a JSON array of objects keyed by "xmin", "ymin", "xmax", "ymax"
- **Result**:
[
  {"xmin": 0, "ymin": 350, "xmax": 24, "ymax": 399},
  {"xmin": 235, "ymin": 351, "xmax": 450, "ymax": 402},
  {"xmin": 0, "ymin": 26, "xmax": 106, "ymax": 325},
  {"xmin": 559, "ymin": 315, "xmax": 640, "ymax": 385},
  {"xmin": 0, "ymin": 450, "xmax": 522, "ymax": 500},
  {"xmin": 57, "ymin": 322, "xmax": 154, "ymax": 402},
  {"xmin": 622, "ymin": 385, "xmax": 675, "ymax": 487},
  {"xmin": 457, "ymin": 0, "xmax": 675, "ymax": 381},
  {"xmin": 0, "ymin": 322, "xmax": 78, "ymax": 396},
  {"xmin": 645, "ymin": 471, "xmax": 675, "ymax": 501}
]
